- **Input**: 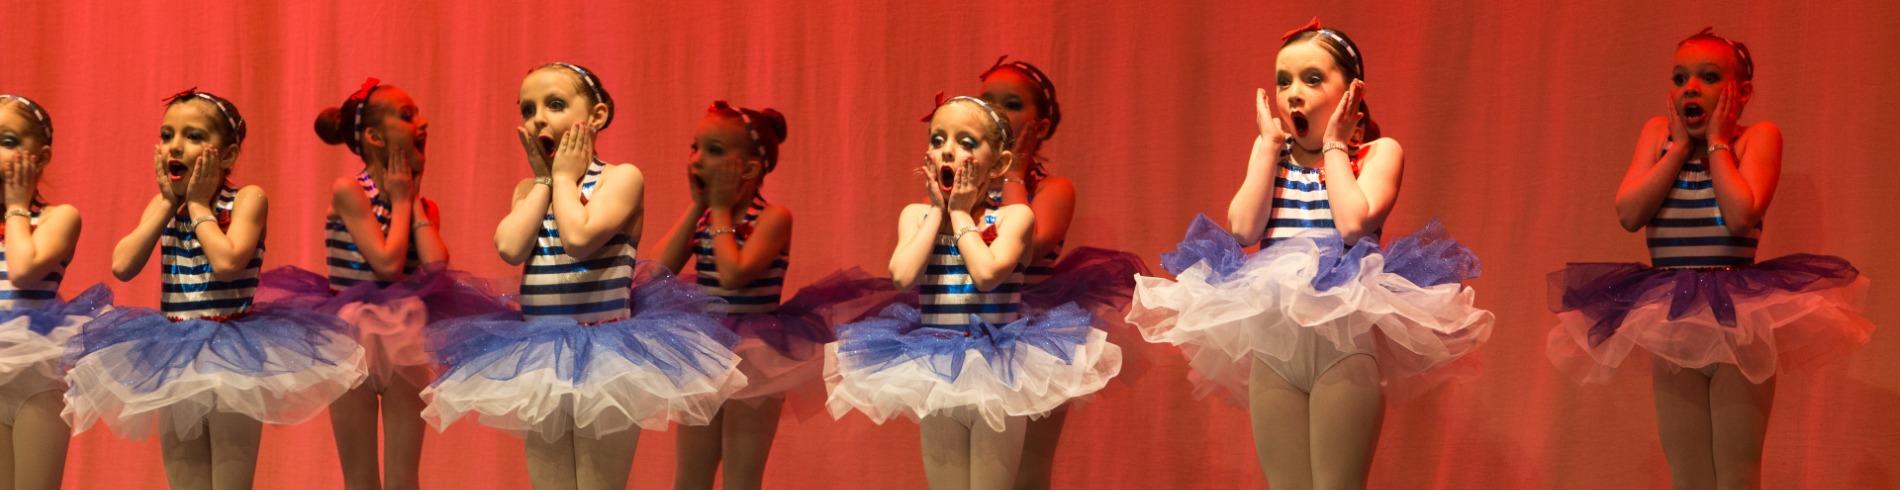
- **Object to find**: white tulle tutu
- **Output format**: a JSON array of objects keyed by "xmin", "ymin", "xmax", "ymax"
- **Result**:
[
  {"xmin": 421, "ymin": 262, "xmax": 747, "ymax": 442},
  {"xmin": 826, "ymin": 302, "xmax": 1122, "ymax": 432},
  {"xmin": 1129, "ymin": 214, "xmax": 1493, "ymax": 402}
]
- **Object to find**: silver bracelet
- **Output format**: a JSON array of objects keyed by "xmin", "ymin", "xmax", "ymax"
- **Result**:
[
  {"xmin": 708, "ymin": 226, "xmax": 738, "ymax": 237},
  {"xmin": 188, "ymin": 215, "xmax": 219, "ymax": 231},
  {"xmin": 952, "ymin": 225, "xmax": 981, "ymax": 243},
  {"xmin": 1707, "ymin": 143, "xmax": 1733, "ymax": 155},
  {"xmin": 1001, "ymin": 177, "xmax": 1025, "ymax": 185},
  {"xmin": 533, "ymin": 176, "xmax": 553, "ymax": 187},
  {"xmin": 3, "ymin": 209, "xmax": 31, "ymax": 221},
  {"xmin": 412, "ymin": 219, "xmax": 433, "ymax": 230},
  {"xmin": 1322, "ymin": 142, "xmax": 1352, "ymax": 156}
]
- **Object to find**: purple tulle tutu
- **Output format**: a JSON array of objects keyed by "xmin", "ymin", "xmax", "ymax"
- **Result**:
[
  {"xmin": 1020, "ymin": 246, "xmax": 1156, "ymax": 384},
  {"xmin": 61, "ymin": 287, "xmax": 366, "ymax": 440},
  {"xmin": 720, "ymin": 268, "xmax": 903, "ymax": 409},
  {"xmin": 420, "ymin": 261, "xmax": 747, "ymax": 442},
  {"xmin": 260, "ymin": 265, "xmax": 510, "ymax": 389},
  {"xmin": 1129, "ymin": 214, "xmax": 1494, "ymax": 403},
  {"xmin": 0, "ymin": 284, "xmax": 115, "ymax": 396},
  {"xmin": 825, "ymin": 301, "xmax": 1122, "ymax": 432},
  {"xmin": 1547, "ymin": 254, "xmax": 1873, "ymax": 384}
]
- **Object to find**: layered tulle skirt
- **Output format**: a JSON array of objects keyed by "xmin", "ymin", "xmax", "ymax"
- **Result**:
[
  {"xmin": 261, "ymin": 265, "xmax": 509, "ymax": 389},
  {"xmin": 1546, "ymin": 254, "xmax": 1873, "ymax": 384},
  {"xmin": 1128, "ymin": 214, "xmax": 1494, "ymax": 402},
  {"xmin": 421, "ymin": 262, "xmax": 747, "ymax": 442},
  {"xmin": 826, "ymin": 301, "xmax": 1122, "ymax": 433},
  {"xmin": 0, "ymin": 285, "xmax": 114, "ymax": 399},
  {"xmin": 62, "ymin": 282, "xmax": 365, "ymax": 440}
]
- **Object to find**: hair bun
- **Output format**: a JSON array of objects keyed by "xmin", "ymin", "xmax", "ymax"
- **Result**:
[
  {"xmin": 760, "ymin": 108, "xmax": 788, "ymax": 142},
  {"xmin": 314, "ymin": 106, "xmax": 349, "ymax": 145}
]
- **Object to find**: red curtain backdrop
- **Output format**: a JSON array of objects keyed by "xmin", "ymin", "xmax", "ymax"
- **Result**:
[{"xmin": 4, "ymin": 1, "xmax": 1894, "ymax": 488}]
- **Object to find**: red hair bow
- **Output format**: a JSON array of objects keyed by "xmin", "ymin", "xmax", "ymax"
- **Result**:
[
  {"xmin": 349, "ymin": 77, "xmax": 381, "ymax": 103},
  {"xmin": 1281, "ymin": 17, "xmax": 1322, "ymax": 41},
  {"xmin": 161, "ymin": 86, "xmax": 200, "ymax": 104},
  {"xmin": 918, "ymin": 91, "xmax": 947, "ymax": 123}
]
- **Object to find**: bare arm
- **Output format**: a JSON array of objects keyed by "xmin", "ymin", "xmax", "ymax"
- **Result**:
[
  {"xmin": 1227, "ymin": 136, "xmax": 1284, "ymax": 246},
  {"xmin": 4, "ymin": 204, "xmax": 79, "ymax": 283},
  {"xmin": 413, "ymin": 197, "xmax": 450, "ymax": 265},
  {"xmin": 1319, "ymin": 138, "xmax": 1403, "ymax": 244},
  {"xmin": 185, "ymin": 186, "xmax": 267, "ymax": 282},
  {"xmin": 1706, "ymin": 122, "xmax": 1781, "ymax": 235},
  {"xmin": 494, "ymin": 178, "xmax": 550, "ymax": 266},
  {"xmin": 111, "ymin": 195, "xmax": 178, "ymax": 282},
  {"xmin": 948, "ymin": 205, "xmax": 1034, "ymax": 292},
  {"xmin": 889, "ymin": 203, "xmax": 942, "ymax": 290},
  {"xmin": 332, "ymin": 177, "xmax": 416, "ymax": 281},
  {"xmin": 656, "ymin": 203, "xmax": 707, "ymax": 275}
]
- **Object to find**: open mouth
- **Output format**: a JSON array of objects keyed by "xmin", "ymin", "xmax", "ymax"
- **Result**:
[
  {"xmin": 166, "ymin": 160, "xmax": 188, "ymax": 181},
  {"xmin": 538, "ymin": 135, "xmax": 558, "ymax": 159},
  {"xmin": 690, "ymin": 175, "xmax": 707, "ymax": 193},
  {"xmin": 1681, "ymin": 103, "xmax": 1706, "ymax": 125},
  {"xmin": 938, "ymin": 165, "xmax": 956, "ymax": 193},
  {"xmin": 1290, "ymin": 112, "xmax": 1310, "ymax": 137},
  {"xmin": 413, "ymin": 133, "xmax": 428, "ymax": 153}
]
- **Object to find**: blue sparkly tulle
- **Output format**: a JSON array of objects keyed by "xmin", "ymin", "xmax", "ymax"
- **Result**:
[
  {"xmin": 835, "ymin": 302, "xmax": 1093, "ymax": 388},
  {"xmin": 1165, "ymin": 214, "xmax": 1479, "ymax": 290},
  {"xmin": 428, "ymin": 264, "xmax": 737, "ymax": 388},
  {"xmin": 2, "ymin": 283, "xmax": 114, "ymax": 335},
  {"xmin": 421, "ymin": 261, "xmax": 748, "ymax": 439},
  {"xmin": 62, "ymin": 305, "xmax": 356, "ymax": 394}
]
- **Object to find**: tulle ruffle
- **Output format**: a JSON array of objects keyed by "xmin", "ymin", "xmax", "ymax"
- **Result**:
[
  {"xmin": 261, "ymin": 265, "xmax": 509, "ymax": 388},
  {"xmin": 421, "ymin": 262, "xmax": 746, "ymax": 441},
  {"xmin": 0, "ymin": 284, "xmax": 115, "ymax": 391},
  {"xmin": 1547, "ymin": 254, "xmax": 1873, "ymax": 384},
  {"xmin": 61, "ymin": 303, "xmax": 366, "ymax": 440},
  {"xmin": 1021, "ymin": 247, "xmax": 1156, "ymax": 384},
  {"xmin": 825, "ymin": 302, "xmax": 1122, "ymax": 432},
  {"xmin": 1129, "ymin": 214, "xmax": 1493, "ymax": 402}
]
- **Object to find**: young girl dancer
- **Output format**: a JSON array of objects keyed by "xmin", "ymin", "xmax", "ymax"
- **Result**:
[
  {"xmin": 64, "ymin": 88, "xmax": 366, "ymax": 489},
  {"xmin": 657, "ymin": 101, "xmax": 811, "ymax": 490},
  {"xmin": 0, "ymin": 95, "xmax": 108, "ymax": 490},
  {"xmin": 973, "ymin": 57, "xmax": 1147, "ymax": 490},
  {"xmin": 1548, "ymin": 28, "xmax": 1874, "ymax": 488},
  {"xmin": 1128, "ymin": 20, "xmax": 1493, "ymax": 488},
  {"xmin": 827, "ymin": 94, "xmax": 1120, "ymax": 489},
  {"xmin": 310, "ymin": 77, "xmax": 481, "ymax": 490},
  {"xmin": 421, "ymin": 63, "xmax": 746, "ymax": 490}
]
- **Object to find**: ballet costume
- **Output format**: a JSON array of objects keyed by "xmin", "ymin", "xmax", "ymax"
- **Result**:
[
  {"xmin": 1547, "ymin": 141, "xmax": 1873, "ymax": 383},
  {"xmin": 422, "ymin": 160, "xmax": 748, "ymax": 442},
  {"xmin": 63, "ymin": 184, "xmax": 367, "ymax": 440},
  {"xmin": 691, "ymin": 196, "xmax": 905, "ymax": 411},
  {"xmin": 0, "ymin": 204, "xmax": 113, "ymax": 420},
  {"xmin": 1128, "ymin": 141, "xmax": 1494, "ymax": 402},
  {"xmin": 991, "ymin": 164, "xmax": 1153, "ymax": 383},
  {"xmin": 261, "ymin": 171, "xmax": 505, "ymax": 391},
  {"xmin": 826, "ymin": 205, "xmax": 1122, "ymax": 432}
]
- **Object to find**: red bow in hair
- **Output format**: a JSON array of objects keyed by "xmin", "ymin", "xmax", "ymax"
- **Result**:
[
  {"xmin": 1281, "ymin": 17, "xmax": 1322, "ymax": 41},
  {"xmin": 978, "ymin": 55, "xmax": 1011, "ymax": 80},
  {"xmin": 162, "ymin": 87, "xmax": 200, "ymax": 104},
  {"xmin": 979, "ymin": 224, "xmax": 998, "ymax": 244},
  {"xmin": 919, "ymin": 91, "xmax": 948, "ymax": 122},
  {"xmin": 709, "ymin": 100, "xmax": 733, "ymax": 112},
  {"xmin": 350, "ymin": 77, "xmax": 381, "ymax": 103},
  {"xmin": 1691, "ymin": 26, "xmax": 1716, "ymax": 38}
]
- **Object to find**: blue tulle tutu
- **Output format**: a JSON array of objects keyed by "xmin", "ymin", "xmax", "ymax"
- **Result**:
[
  {"xmin": 61, "ymin": 283, "xmax": 366, "ymax": 440},
  {"xmin": 0, "ymin": 284, "xmax": 115, "ymax": 396},
  {"xmin": 1020, "ymin": 246, "xmax": 1154, "ymax": 384},
  {"xmin": 1129, "ymin": 214, "xmax": 1494, "ymax": 402},
  {"xmin": 718, "ymin": 268, "xmax": 908, "ymax": 408},
  {"xmin": 420, "ymin": 261, "xmax": 747, "ymax": 442},
  {"xmin": 825, "ymin": 300, "xmax": 1122, "ymax": 432}
]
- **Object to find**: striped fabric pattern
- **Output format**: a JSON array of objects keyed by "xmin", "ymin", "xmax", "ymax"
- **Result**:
[
  {"xmin": 325, "ymin": 171, "xmax": 420, "ymax": 291},
  {"xmin": 161, "ymin": 185, "xmax": 263, "ymax": 320},
  {"xmin": 920, "ymin": 207, "xmax": 1024, "ymax": 330},
  {"xmin": 693, "ymin": 196, "xmax": 786, "ymax": 315},
  {"xmin": 519, "ymin": 161, "xmax": 636, "ymax": 323},
  {"xmin": 0, "ymin": 207, "xmax": 66, "ymax": 309}
]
